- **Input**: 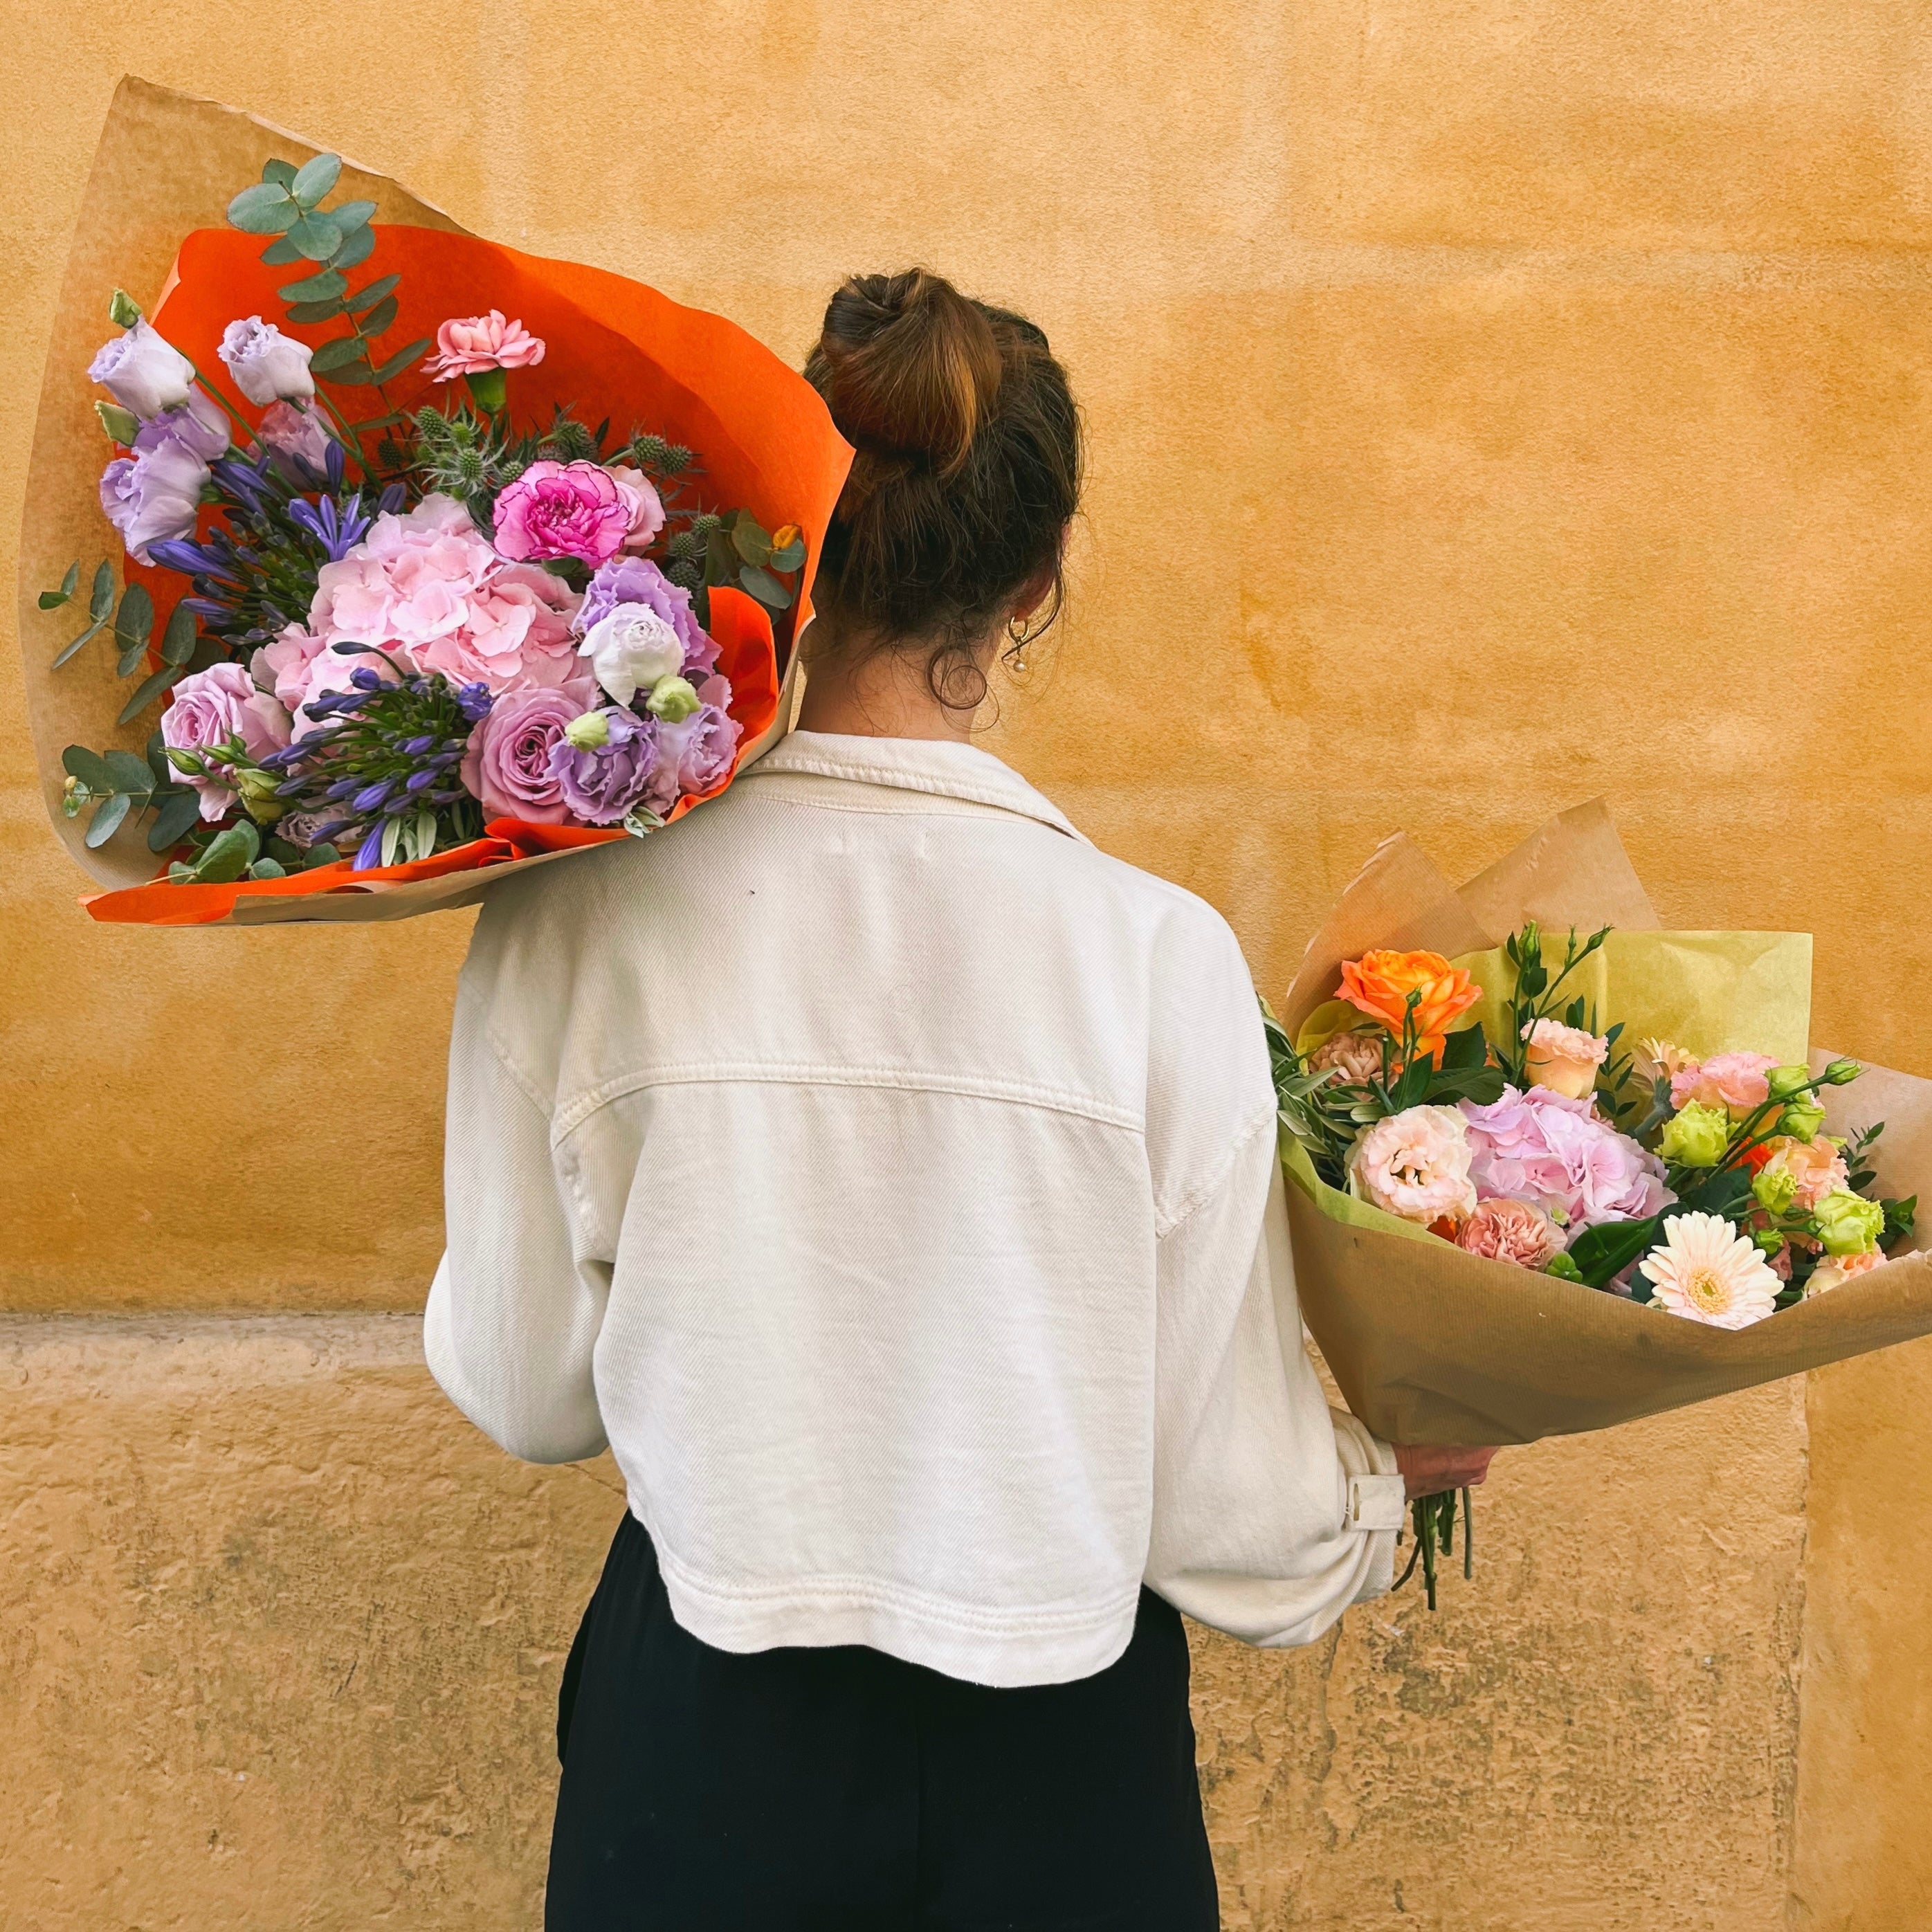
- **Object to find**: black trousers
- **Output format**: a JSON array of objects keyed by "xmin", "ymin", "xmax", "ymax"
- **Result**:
[{"xmin": 545, "ymin": 1513, "xmax": 1220, "ymax": 1931}]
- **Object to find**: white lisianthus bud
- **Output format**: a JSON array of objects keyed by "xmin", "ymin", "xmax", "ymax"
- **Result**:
[
  {"xmin": 578, "ymin": 603, "xmax": 684, "ymax": 707},
  {"xmin": 563, "ymin": 710, "xmax": 612, "ymax": 749},
  {"xmin": 88, "ymin": 319, "xmax": 196, "ymax": 419},
  {"xmin": 218, "ymin": 316, "xmax": 316, "ymax": 405},
  {"xmin": 644, "ymin": 674, "xmax": 700, "ymax": 722}
]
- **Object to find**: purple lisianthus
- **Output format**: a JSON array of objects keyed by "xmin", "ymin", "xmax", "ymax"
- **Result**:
[
  {"xmin": 100, "ymin": 439, "xmax": 209, "ymax": 565},
  {"xmin": 547, "ymin": 708, "xmax": 661, "ymax": 824},
  {"xmin": 575, "ymin": 556, "xmax": 719, "ymax": 678},
  {"xmin": 134, "ymin": 388, "xmax": 230, "ymax": 462},
  {"xmin": 1459, "ymin": 1084, "xmax": 1673, "ymax": 1236},
  {"xmin": 650, "ymin": 702, "xmax": 742, "ymax": 812}
]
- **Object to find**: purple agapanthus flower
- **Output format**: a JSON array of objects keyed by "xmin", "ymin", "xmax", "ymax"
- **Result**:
[{"xmin": 575, "ymin": 556, "xmax": 719, "ymax": 677}]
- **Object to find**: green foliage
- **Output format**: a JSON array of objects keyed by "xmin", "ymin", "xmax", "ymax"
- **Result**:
[
  {"xmin": 38, "ymin": 562, "xmax": 79, "ymax": 610},
  {"xmin": 60, "ymin": 731, "xmax": 199, "ymax": 855}
]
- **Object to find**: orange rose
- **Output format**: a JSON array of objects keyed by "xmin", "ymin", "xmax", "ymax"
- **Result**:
[{"xmin": 1337, "ymin": 949, "xmax": 1482, "ymax": 1059}]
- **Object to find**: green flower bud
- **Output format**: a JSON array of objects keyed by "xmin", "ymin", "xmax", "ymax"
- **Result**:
[
  {"xmin": 163, "ymin": 745, "xmax": 207, "ymax": 776},
  {"xmin": 1752, "ymin": 1165, "xmax": 1798, "ymax": 1216},
  {"xmin": 1659, "ymin": 1100, "xmax": 1731, "ymax": 1169},
  {"xmin": 1767, "ymin": 1064, "xmax": 1814, "ymax": 1100},
  {"xmin": 233, "ymin": 766, "xmax": 286, "ymax": 826},
  {"xmin": 563, "ymin": 709, "xmax": 612, "ymax": 750},
  {"xmin": 95, "ymin": 399, "xmax": 141, "ymax": 446},
  {"xmin": 109, "ymin": 288, "xmax": 143, "ymax": 327},
  {"xmin": 1813, "ymin": 1187, "xmax": 1885, "ymax": 1256},
  {"xmin": 60, "ymin": 774, "xmax": 83, "ymax": 817},
  {"xmin": 1544, "ymin": 1252, "xmax": 1585, "ymax": 1282},
  {"xmin": 646, "ymin": 674, "xmax": 700, "ymax": 722},
  {"xmin": 1779, "ymin": 1098, "xmax": 1828, "ymax": 1143},
  {"xmin": 1753, "ymin": 1229, "xmax": 1786, "ymax": 1255},
  {"xmin": 1822, "ymin": 1058, "xmax": 1863, "ymax": 1087}
]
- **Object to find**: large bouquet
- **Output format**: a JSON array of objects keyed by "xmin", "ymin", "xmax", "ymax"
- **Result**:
[
  {"xmin": 1273, "ymin": 803, "xmax": 1932, "ymax": 1599},
  {"xmin": 18, "ymin": 82, "xmax": 851, "ymax": 925}
]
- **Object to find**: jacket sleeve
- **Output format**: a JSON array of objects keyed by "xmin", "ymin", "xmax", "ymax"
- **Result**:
[
  {"xmin": 1145, "ymin": 1108, "xmax": 1407, "ymax": 1646},
  {"xmin": 423, "ymin": 972, "xmax": 614, "ymax": 1466}
]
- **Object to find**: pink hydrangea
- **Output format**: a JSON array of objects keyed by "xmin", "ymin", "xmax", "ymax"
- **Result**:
[
  {"xmin": 1460, "ymin": 1084, "xmax": 1673, "ymax": 1234},
  {"xmin": 300, "ymin": 493, "xmax": 581, "ymax": 723},
  {"xmin": 491, "ymin": 460, "xmax": 631, "ymax": 567}
]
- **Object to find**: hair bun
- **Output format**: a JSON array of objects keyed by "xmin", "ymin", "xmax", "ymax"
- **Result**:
[{"xmin": 812, "ymin": 270, "xmax": 1003, "ymax": 478}]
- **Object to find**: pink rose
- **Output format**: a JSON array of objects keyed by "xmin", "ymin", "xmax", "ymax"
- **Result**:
[
  {"xmin": 459, "ymin": 680, "xmax": 599, "ymax": 823},
  {"xmin": 1670, "ymin": 1052, "xmax": 1776, "ymax": 1119},
  {"xmin": 161, "ymin": 661, "xmax": 293, "ymax": 821},
  {"xmin": 491, "ymin": 460, "xmax": 632, "ymax": 567},
  {"xmin": 1456, "ymin": 1198, "xmax": 1563, "ymax": 1269},
  {"xmin": 421, "ymin": 311, "xmax": 547, "ymax": 382},
  {"xmin": 603, "ymin": 464, "xmax": 666, "ymax": 552}
]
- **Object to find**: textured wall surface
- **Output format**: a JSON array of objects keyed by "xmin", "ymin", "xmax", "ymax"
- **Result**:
[{"xmin": 2, "ymin": 1, "xmax": 1928, "ymax": 1926}]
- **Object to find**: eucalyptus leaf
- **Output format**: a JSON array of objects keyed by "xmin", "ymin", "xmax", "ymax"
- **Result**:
[
  {"xmin": 159, "ymin": 603, "xmax": 197, "ymax": 667},
  {"xmin": 259, "ymin": 235, "xmax": 304, "ymax": 266},
  {"xmin": 262, "ymin": 158, "xmax": 298, "ymax": 189},
  {"xmin": 89, "ymin": 559, "xmax": 114, "ymax": 623},
  {"xmin": 345, "ymin": 274, "xmax": 399, "ymax": 315},
  {"xmin": 302, "ymin": 843, "xmax": 343, "ymax": 870},
  {"xmin": 289, "ymin": 211, "xmax": 343, "ymax": 262},
  {"xmin": 246, "ymin": 857, "xmax": 288, "ymax": 880},
  {"xmin": 345, "ymin": 410, "xmax": 405, "ymax": 434},
  {"xmin": 52, "ymin": 618, "xmax": 106, "ymax": 669},
  {"xmin": 329, "ymin": 223, "xmax": 376, "ymax": 271},
  {"xmin": 731, "ymin": 518, "xmax": 773, "ymax": 567},
  {"xmin": 104, "ymin": 749, "xmax": 157, "ymax": 796},
  {"xmin": 228, "ymin": 182, "xmax": 298, "ymax": 234},
  {"xmin": 311, "ymin": 334, "xmax": 374, "ymax": 374},
  {"xmin": 192, "ymin": 823, "xmax": 259, "ymax": 884},
  {"xmin": 62, "ymin": 745, "xmax": 114, "ymax": 790},
  {"xmin": 285, "ymin": 298, "xmax": 347, "ymax": 325},
  {"xmin": 146, "ymin": 731, "xmax": 172, "ymax": 787},
  {"xmin": 767, "ymin": 538, "xmax": 805, "ymax": 572},
  {"xmin": 290, "ymin": 153, "xmax": 343, "ymax": 206},
  {"xmin": 331, "ymin": 199, "xmax": 376, "ymax": 233},
  {"xmin": 369, "ymin": 338, "xmax": 430, "ymax": 384},
  {"xmin": 360, "ymin": 293, "xmax": 399, "ymax": 338},
  {"xmin": 329, "ymin": 358, "xmax": 376, "ymax": 387},
  {"xmin": 115, "ymin": 581, "xmax": 154, "ymax": 648},
  {"xmin": 738, "ymin": 564, "xmax": 792, "ymax": 608},
  {"xmin": 279, "ymin": 266, "xmax": 347, "ymax": 303},
  {"xmin": 148, "ymin": 786, "xmax": 203, "ymax": 853},
  {"xmin": 39, "ymin": 563, "xmax": 80, "ymax": 610},
  {"xmin": 118, "ymin": 664, "xmax": 182, "ymax": 724},
  {"xmin": 84, "ymin": 792, "xmax": 131, "ymax": 848},
  {"xmin": 116, "ymin": 637, "xmax": 147, "ymax": 679}
]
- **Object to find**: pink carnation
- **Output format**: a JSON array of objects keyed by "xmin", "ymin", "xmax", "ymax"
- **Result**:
[
  {"xmin": 300, "ymin": 493, "xmax": 581, "ymax": 726},
  {"xmin": 1456, "ymin": 1198, "xmax": 1564, "ymax": 1269},
  {"xmin": 421, "ymin": 311, "xmax": 547, "ymax": 382},
  {"xmin": 1460, "ymin": 1084, "xmax": 1673, "ymax": 1234},
  {"xmin": 491, "ymin": 460, "xmax": 630, "ymax": 567},
  {"xmin": 1670, "ymin": 1052, "xmax": 1776, "ymax": 1118}
]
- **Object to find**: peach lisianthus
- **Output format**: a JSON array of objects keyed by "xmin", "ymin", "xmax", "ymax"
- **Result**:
[
  {"xmin": 1522, "ymin": 1017, "xmax": 1608, "ymax": 1100},
  {"xmin": 1456, "ymin": 1198, "xmax": 1563, "ymax": 1269},
  {"xmin": 1348, "ymin": 1105, "xmax": 1478, "ymax": 1228},
  {"xmin": 1639, "ymin": 1212, "xmax": 1779, "ymax": 1329},
  {"xmin": 1804, "ymin": 1249, "xmax": 1893, "ymax": 1298},
  {"xmin": 1670, "ymin": 1051, "xmax": 1776, "ymax": 1119},
  {"xmin": 1755, "ymin": 1135, "xmax": 1850, "ymax": 1212},
  {"xmin": 1338, "ymin": 949, "xmax": 1482, "ymax": 1059}
]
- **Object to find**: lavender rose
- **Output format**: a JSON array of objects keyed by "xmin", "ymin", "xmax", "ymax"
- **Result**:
[
  {"xmin": 218, "ymin": 316, "xmax": 316, "ymax": 405},
  {"xmin": 458, "ymin": 683, "xmax": 595, "ymax": 823},
  {"xmin": 575, "ymin": 556, "xmax": 719, "ymax": 678},
  {"xmin": 161, "ymin": 662, "xmax": 294, "ymax": 821},
  {"xmin": 547, "ymin": 707, "xmax": 662, "ymax": 824},
  {"xmin": 88, "ymin": 319, "xmax": 196, "ymax": 419}
]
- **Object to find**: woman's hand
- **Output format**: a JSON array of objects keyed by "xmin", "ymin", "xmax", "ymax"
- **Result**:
[{"xmin": 1394, "ymin": 1443, "xmax": 1498, "ymax": 1500}]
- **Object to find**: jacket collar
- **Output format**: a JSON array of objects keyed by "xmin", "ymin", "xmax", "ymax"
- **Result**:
[{"xmin": 746, "ymin": 731, "xmax": 1088, "ymax": 844}]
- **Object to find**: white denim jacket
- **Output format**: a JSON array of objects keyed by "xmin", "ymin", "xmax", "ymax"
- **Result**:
[{"xmin": 426, "ymin": 730, "xmax": 1403, "ymax": 1687}]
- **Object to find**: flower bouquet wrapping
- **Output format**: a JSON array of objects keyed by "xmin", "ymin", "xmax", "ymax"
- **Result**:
[
  {"xmin": 17, "ymin": 80, "xmax": 853, "ymax": 925},
  {"xmin": 1273, "ymin": 801, "xmax": 1932, "ymax": 1597}
]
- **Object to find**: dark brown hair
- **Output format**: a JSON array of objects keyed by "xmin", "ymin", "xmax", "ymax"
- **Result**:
[{"xmin": 804, "ymin": 270, "xmax": 1082, "ymax": 706}]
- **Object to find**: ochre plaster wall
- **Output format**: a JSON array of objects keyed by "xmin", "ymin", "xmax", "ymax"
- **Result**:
[{"xmin": 2, "ymin": 4, "xmax": 1928, "ymax": 1927}]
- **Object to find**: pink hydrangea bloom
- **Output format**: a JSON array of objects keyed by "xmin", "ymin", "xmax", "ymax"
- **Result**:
[
  {"xmin": 1670, "ymin": 1052, "xmax": 1776, "ymax": 1117},
  {"xmin": 1460, "ymin": 1084, "xmax": 1673, "ymax": 1233},
  {"xmin": 491, "ymin": 460, "xmax": 630, "ymax": 567},
  {"xmin": 422, "ymin": 311, "xmax": 547, "ymax": 381},
  {"xmin": 300, "ymin": 493, "xmax": 581, "ymax": 724}
]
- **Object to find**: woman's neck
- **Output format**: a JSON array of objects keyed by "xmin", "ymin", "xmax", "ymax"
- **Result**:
[{"xmin": 794, "ymin": 620, "xmax": 983, "ymax": 743}]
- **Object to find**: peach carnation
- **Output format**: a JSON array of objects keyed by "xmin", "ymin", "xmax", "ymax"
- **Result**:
[
  {"xmin": 1338, "ymin": 949, "xmax": 1482, "ymax": 1061},
  {"xmin": 1455, "ymin": 1198, "xmax": 1563, "ymax": 1269},
  {"xmin": 1309, "ymin": 1031, "xmax": 1386, "ymax": 1084},
  {"xmin": 1522, "ymin": 1017, "xmax": 1608, "ymax": 1101},
  {"xmin": 1670, "ymin": 1051, "xmax": 1776, "ymax": 1120},
  {"xmin": 1639, "ymin": 1211, "xmax": 1779, "ymax": 1329},
  {"xmin": 1348, "ymin": 1105, "xmax": 1478, "ymax": 1228}
]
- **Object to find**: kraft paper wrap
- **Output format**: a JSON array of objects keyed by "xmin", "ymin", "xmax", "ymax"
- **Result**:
[
  {"xmin": 1281, "ymin": 802, "xmax": 1932, "ymax": 1446},
  {"xmin": 18, "ymin": 78, "xmax": 850, "ymax": 927}
]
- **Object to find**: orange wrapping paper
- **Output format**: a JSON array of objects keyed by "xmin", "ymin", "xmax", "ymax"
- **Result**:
[{"xmin": 17, "ymin": 79, "xmax": 853, "ymax": 927}]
